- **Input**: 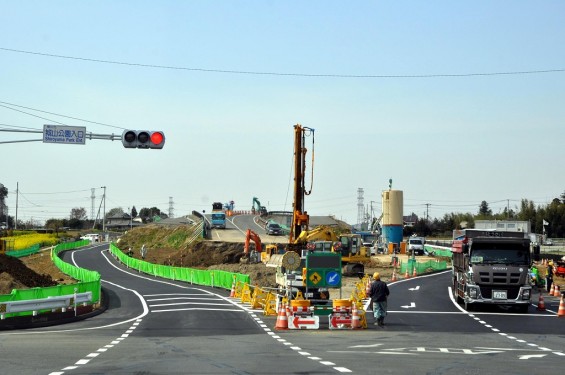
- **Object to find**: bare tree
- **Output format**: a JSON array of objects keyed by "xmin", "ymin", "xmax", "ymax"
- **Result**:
[{"xmin": 70, "ymin": 207, "xmax": 88, "ymax": 221}]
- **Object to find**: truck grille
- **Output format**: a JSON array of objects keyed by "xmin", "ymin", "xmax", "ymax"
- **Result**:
[
  {"xmin": 479, "ymin": 286, "xmax": 520, "ymax": 299},
  {"xmin": 479, "ymin": 271, "xmax": 521, "ymax": 284}
]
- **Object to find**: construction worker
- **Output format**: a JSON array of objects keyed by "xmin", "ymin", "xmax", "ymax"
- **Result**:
[
  {"xmin": 369, "ymin": 272, "xmax": 390, "ymax": 327},
  {"xmin": 546, "ymin": 261, "xmax": 554, "ymax": 293}
]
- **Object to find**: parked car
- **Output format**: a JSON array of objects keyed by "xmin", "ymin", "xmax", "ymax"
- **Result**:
[{"xmin": 266, "ymin": 222, "xmax": 282, "ymax": 236}]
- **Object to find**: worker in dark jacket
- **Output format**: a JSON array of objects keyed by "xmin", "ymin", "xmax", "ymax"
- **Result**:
[{"xmin": 369, "ymin": 272, "xmax": 390, "ymax": 327}]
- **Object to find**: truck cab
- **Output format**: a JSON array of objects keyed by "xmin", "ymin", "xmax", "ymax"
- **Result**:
[{"xmin": 452, "ymin": 230, "xmax": 532, "ymax": 312}]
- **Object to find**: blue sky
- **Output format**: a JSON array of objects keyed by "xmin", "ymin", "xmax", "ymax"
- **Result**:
[{"xmin": 1, "ymin": 1, "xmax": 564, "ymax": 226}]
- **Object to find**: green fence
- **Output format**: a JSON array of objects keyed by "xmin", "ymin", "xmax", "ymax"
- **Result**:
[
  {"xmin": 109, "ymin": 243, "xmax": 250, "ymax": 289},
  {"xmin": 6, "ymin": 244, "xmax": 40, "ymax": 258},
  {"xmin": 399, "ymin": 258, "xmax": 449, "ymax": 275},
  {"xmin": 425, "ymin": 245, "xmax": 453, "ymax": 258},
  {"xmin": 0, "ymin": 240, "xmax": 101, "ymax": 318}
]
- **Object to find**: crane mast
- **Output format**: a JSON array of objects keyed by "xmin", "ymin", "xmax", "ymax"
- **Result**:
[{"xmin": 289, "ymin": 124, "xmax": 315, "ymax": 244}]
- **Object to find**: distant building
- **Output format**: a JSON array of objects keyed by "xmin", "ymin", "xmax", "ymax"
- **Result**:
[
  {"xmin": 474, "ymin": 220, "xmax": 531, "ymax": 233},
  {"xmin": 403, "ymin": 213, "xmax": 418, "ymax": 227}
]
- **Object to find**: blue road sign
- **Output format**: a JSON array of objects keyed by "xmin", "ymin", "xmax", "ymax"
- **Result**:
[{"xmin": 326, "ymin": 270, "xmax": 341, "ymax": 287}]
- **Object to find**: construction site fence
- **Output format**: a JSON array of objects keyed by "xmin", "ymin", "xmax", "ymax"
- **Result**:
[
  {"xmin": 6, "ymin": 244, "xmax": 40, "ymax": 258},
  {"xmin": 424, "ymin": 245, "xmax": 453, "ymax": 258},
  {"xmin": 109, "ymin": 243, "xmax": 250, "ymax": 290},
  {"xmin": 0, "ymin": 240, "xmax": 101, "ymax": 318},
  {"xmin": 399, "ymin": 258, "xmax": 449, "ymax": 275}
]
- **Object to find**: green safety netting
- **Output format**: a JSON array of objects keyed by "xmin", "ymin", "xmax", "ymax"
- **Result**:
[
  {"xmin": 6, "ymin": 244, "xmax": 40, "ymax": 258},
  {"xmin": 0, "ymin": 240, "xmax": 101, "ymax": 319},
  {"xmin": 399, "ymin": 258, "xmax": 449, "ymax": 274},
  {"xmin": 424, "ymin": 245, "xmax": 453, "ymax": 258},
  {"xmin": 109, "ymin": 243, "xmax": 250, "ymax": 289}
]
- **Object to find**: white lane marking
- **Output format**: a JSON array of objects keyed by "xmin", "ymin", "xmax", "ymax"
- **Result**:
[
  {"xmin": 448, "ymin": 286, "xmax": 563, "ymax": 358},
  {"xmin": 401, "ymin": 302, "xmax": 416, "ymax": 309},
  {"xmin": 334, "ymin": 367, "xmax": 353, "ymax": 373},
  {"xmin": 145, "ymin": 296, "xmax": 221, "ymax": 301},
  {"xmin": 149, "ymin": 301, "xmax": 234, "ymax": 307},
  {"xmin": 151, "ymin": 307, "xmax": 246, "ymax": 313},
  {"xmin": 349, "ymin": 343, "xmax": 384, "ymax": 348},
  {"xmin": 409, "ymin": 286, "xmax": 420, "ymax": 291},
  {"xmin": 72, "ymin": 246, "xmax": 354, "ymax": 374},
  {"xmin": 519, "ymin": 354, "xmax": 547, "ymax": 359}
]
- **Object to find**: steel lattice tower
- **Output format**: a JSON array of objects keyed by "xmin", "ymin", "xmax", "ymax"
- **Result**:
[
  {"xmin": 357, "ymin": 188, "xmax": 364, "ymax": 227},
  {"xmin": 168, "ymin": 196, "xmax": 174, "ymax": 218}
]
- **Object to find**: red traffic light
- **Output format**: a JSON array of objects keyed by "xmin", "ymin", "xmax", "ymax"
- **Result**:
[
  {"xmin": 122, "ymin": 130, "xmax": 165, "ymax": 149},
  {"xmin": 150, "ymin": 131, "xmax": 164, "ymax": 147}
]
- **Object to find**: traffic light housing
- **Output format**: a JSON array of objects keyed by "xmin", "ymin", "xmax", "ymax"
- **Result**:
[{"xmin": 122, "ymin": 130, "xmax": 165, "ymax": 149}]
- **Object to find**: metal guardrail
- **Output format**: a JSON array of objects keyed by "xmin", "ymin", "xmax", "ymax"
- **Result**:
[{"xmin": 0, "ymin": 292, "xmax": 92, "ymax": 317}]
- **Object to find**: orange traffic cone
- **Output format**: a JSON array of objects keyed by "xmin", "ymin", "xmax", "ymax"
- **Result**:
[
  {"xmin": 229, "ymin": 278, "xmax": 236, "ymax": 298},
  {"xmin": 275, "ymin": 301, "xmax": 288, "ymax": 330},
  {"xmin": 351, "ymin": 303, "xmax": 361, "ymax": 329},
  {"xmin": 404, "ymin": 268, "xmax": 410, "ymax": 279},
  {"xmin": 536, "ymin": 292, "xmax": 546, "ymax": 311},
  {"xmin": 549, "ymin": 283, "xmax": 555, "ymax": 296},
  {"xmin": 391, "ymin": 270, "xmax": 397, "ymax": 282},
  {"xmin": 557, "ymin": 295, "xmax": 565, "ymax": 318},
  {"xmin": 554, "ymin": 284, "xmax": 561, "ymax": 297},
  {"xmin": 365, "ymin": 279, "xmax": 371, "ymax": 298},
  {"xmin": 412, "ymin": 267, "xmax": 418, "ymax": 278}
]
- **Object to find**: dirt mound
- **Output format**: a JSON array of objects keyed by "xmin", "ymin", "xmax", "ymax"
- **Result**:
[
  {"xmin": 119, "ymin": 239, "xmax": 277, "ymax": 287},
  {"xmin": 0, "ymin": 254, "xmax": 57, "ymax": 294}
]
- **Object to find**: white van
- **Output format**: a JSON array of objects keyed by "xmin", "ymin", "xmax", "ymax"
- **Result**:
[
  {"xmin": 80, "ymin": 233, "xmax": 100, "ymax": 242},
  {"xmin": 407, "ymin": 237, "xmax": 425, "ymax": 256}
]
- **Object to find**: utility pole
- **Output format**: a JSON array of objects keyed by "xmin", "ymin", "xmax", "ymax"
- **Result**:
[
  {"xmin": 101, "ymin": 186, "xmax": 106, "ymax": 232},
  {"xmin": 15, "ymin": 182, "xmax": 19, "ymax": 230},
  {"xmin": 90, "ymin": 188, "xmax": 96, "ymax": 221},
  {"xmin": 425, "ymin": 203, "xmax": 430, "ymax": 222}
]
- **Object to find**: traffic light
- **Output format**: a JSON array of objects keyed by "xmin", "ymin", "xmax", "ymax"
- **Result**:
[{"xmin": 122, "ymin": 130, "xmax": 165, "ymax": 149}]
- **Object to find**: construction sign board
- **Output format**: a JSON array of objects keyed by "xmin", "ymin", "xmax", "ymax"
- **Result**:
[
  {"xmin": 288, "ymin": 314, "xmax": 320, "ymax": 329},
  {"xmin": 305, "ymin": 252, "xmax": 342, "ymax": 288}
]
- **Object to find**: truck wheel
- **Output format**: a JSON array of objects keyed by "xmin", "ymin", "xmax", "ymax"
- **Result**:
[
  {"xmin": 517, "ymin": 304, "xmax": 529, "ymax": 314},
  {"xmin": 464, "ymin": 300, "xmax": 472, "ymax": 311},
  {"xmin": 453, "ymin": 278, "xmax": 462, "ymax": 304}
]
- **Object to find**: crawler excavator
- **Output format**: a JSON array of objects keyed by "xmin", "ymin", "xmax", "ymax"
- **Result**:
[
  {"xmin": 241, "ymin": 229, "xmax": 281, "ymax": 264},
  {"xmin": 293, "ymin": 225, "xmax": 370, "ymax": 276}
]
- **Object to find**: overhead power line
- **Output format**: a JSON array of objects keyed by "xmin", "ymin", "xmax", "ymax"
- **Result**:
[
  {"xmin": 1, "ymin": 47, "xmax": 564, "ymax": 79},
  {"xmin": 0, "ymin": 100, "xmax": 125, "ymax": 130}
]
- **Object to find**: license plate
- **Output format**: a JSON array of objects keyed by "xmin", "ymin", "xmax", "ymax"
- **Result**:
[{"xmin": 493, "ymin": 290, "xmax": 507, "ymax": 300}]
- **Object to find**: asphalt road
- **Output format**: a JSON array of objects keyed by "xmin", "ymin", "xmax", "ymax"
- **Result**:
[
  {"xmin": 0, "ymin": 244, "xmax": 563, "ymax": 374},
  {"xmin": 208, "ymin": 214, "xmax": 288, "ymax": 243}
]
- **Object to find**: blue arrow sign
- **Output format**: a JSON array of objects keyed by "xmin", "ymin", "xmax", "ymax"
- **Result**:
[{"xmin": 326, "ymin": 270, "xmax": 341, "ymax": 287}]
